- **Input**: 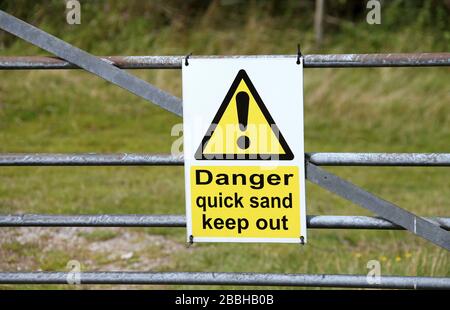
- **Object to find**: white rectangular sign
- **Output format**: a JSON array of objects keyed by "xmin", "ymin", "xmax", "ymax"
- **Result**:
[{"xmin": 182, "ymin": 57, "xmax": 307, "ymax": 243}]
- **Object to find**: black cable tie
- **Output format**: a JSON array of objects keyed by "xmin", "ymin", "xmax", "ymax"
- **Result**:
[
  {"xmin": 296, "ymin": 44, "xmax": 302, "ymax": 65},
  {"xmin": 300, "ymin": 235, "xmax": 305, "ymax": 245},
  {"xmin": 185, "ymin": 53, "xmax": 192, "ymax": 66},
  {"xmin": 187, "ymin": 235, "xmax": 194, "ymax": 247}
]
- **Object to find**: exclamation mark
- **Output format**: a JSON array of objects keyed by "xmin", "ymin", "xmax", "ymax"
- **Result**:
[{"xmin": 236, "ymin": 91, "xmax": 250, "ymax": 149}]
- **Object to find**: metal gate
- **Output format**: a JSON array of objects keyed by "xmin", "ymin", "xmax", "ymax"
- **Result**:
[{"xmin": 0, "ymin": 10, "xmax": 449, "ymax": 289}]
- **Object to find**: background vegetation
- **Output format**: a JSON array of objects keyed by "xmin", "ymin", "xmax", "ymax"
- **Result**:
[{"xmin": 0, "ymin": 0, "xmax": 449, "ymax": 289}]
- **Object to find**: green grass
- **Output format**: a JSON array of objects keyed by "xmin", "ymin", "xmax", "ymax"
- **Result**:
[{"xmin": 0, "ymin": 0, "xmax": 449, "ymax": 289}]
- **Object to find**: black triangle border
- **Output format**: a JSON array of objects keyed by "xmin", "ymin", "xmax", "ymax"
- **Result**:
[{"xmin": 195, "ymin": 69, "xmax": 294, "ymax": 160}]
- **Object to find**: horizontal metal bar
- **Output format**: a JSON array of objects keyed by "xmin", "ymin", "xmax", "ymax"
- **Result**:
[
  {"xmin": 0, "ymin": 214, "xmax": 186, "ymax": 227},
  {"xmin": 307, "ymin": 153, "xmax": 450, "ymax": 166},
  {"xmin": 0, "ymin": 153, "xmax": 183, "ymax": 166},
  {"xmin": 0, "ymin": 56, "xmax": 183, "ymax": 70},
  {"xmin": 0, "ymin": 53, "xmax": 449, "ymax": 70},
  {"xmin": 0, "ymin": 214, "xmax": 448, "ymax": 230},
  {"xmin": 307, "ymin": 215, "xmax": 450, "ymax": 230},
  {"xmin": 1, "ymin": 153, "xmax": 450, "ymax": 166},
  {"xmin": 0, "ymin": 272, "xmax": 448, "ymax": 289}
]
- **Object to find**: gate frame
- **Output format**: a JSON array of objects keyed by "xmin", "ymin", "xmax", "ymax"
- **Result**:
[{"xmin": 0, "ymin": 10, "xmax": 449, "ymax": 289}]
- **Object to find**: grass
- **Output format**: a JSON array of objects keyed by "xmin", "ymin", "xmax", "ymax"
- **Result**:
[
  {"xmin": 0, "ymin": 1, "xmax": 449, "ymax": 289},
  {"xmin": 77, "ymin": 230, "xmax": 120, "ymax": 242}
]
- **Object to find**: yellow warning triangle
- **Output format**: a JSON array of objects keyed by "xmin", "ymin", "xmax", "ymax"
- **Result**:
[{"xmin": 195, "ymin": 69, "xmax": 294, "ymax": 160}]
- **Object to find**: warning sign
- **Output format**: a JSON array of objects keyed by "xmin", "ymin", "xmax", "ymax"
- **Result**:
[
  {"xmin": 191, "ymin": 166, "xmax": 300, "ymax": 238},
  {"xmin": 195, "ymin": 69, "xmax": 293, "ymax": 160},
  {"xmin": 182, "ymin": 57, "xmax": 306, "ymax": 243}
]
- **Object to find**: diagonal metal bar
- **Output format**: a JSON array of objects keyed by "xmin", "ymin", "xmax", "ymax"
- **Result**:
[
  {"xmin": 306, "ymin": 162, "xmax": 450, "ymax": 251},
  {"xmin": 0, "ymin": 10, "xmax": 182, "ymax": 116}
]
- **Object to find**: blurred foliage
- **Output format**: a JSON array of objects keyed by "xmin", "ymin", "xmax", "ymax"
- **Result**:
[{"xmin": 0, "ymin": 0, "xmax": 449, "ymax": 52}]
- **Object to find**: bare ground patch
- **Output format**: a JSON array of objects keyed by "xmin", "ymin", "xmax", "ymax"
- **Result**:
[{"xmin": 0, "ymin": 227, "xmax": 188, "ymax": 274}]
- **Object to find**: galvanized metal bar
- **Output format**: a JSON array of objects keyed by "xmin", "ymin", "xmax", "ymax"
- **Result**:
[
  {"xmin": 0, "ymin": 272, "xmax": 448, "ymax": 289},
  {"xmin": 307, "ymin": 153, "xmax": 450, "ymax": 166},
  {"xmin": 1, "ymin": 153, "xmax": 450, "ymax": 166},
  {"xmin": 306, "ymin": 215, "xmax": 450, "ymax": 230},
  {"xmin": 306, "ymin": 162, "xmax": 450, "ymax": 251},
  {"xmin": 0, "ymin": 214, "xmax": 448, "ymax": 230},
  {"xmin": 304, "ymin": 53, "xmax": 450, "ymax": 68},
  {"xmin": 0, "ymin": 10, "xmax": 182, "ymax": 116},
  {"xmin": 0, "ymin": 53, "xmax": 449, "ymax": 69},
  {"xmin": 0, "ymin": 153, "xmax": 184, "ymax": 166},
  {"xmin": 0, "ymin": 214, "xmax": 186, "ymax": 227},
  {"xmin": 0, "ymin": 56, "xmax": 184, "ymax": 70}
]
